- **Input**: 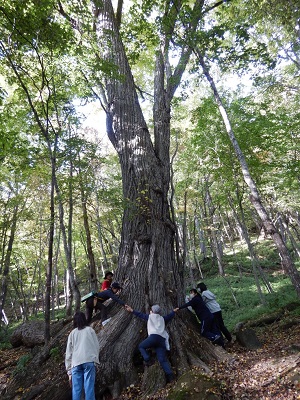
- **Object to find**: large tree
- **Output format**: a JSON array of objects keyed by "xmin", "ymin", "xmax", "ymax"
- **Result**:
[
  {"xmin": 1, "ymin": 0, "xmax": 229, "ymax": 398},
  {"xmin": 81, "ymin": 0, "xmax": 228, "ymax": 396},
  {"xmin": 3, "ymin": 0, "xmax": 299, "ymax": 398}
]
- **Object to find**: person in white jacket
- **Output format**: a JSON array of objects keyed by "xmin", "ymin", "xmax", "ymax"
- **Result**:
[
  {"xmin": 125, "ymin": 304, "xmax": 175, "ymax": 383},
  {"xmin": 65, "ymin": 312, "xmax": 100, "ymax": 400},
  {"xmin": 197, "ymin": 282, "xmax": 232, "ymax": 342}
]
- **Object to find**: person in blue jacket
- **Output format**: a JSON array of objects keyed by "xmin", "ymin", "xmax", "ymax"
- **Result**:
[
  {"xmin": 85, "ymin": 282, "xmax": 125, "ymax": 325},
  {"xmin": 125, "ymin": 304, "xmax": 175, "ymax": 383},
  {"xmin": 174, "ymin": 288, "xmax": 224, "ymax": 347}
]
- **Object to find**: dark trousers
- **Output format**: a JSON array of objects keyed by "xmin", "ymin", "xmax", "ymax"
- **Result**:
[
  {"xmin": 138, "ymin": 334, "xmax": 172, "ymax": 376},
  {"xmin": 85, "ymin": 297, "xmax": 107, "ymax": 323},
  {"xmin": 213, "ymin": 311, "xmax": 232, "ymax": 342},
  {"xmin": 200, "ymin": 313, "xmax": 222, "ymax": 344}
]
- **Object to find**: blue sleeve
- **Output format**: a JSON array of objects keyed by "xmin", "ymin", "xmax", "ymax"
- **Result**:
[
  {"xmin": 163, "ymin": 311, "xmax": 175, "ymax": 323},
  {"xmin": 109, "ymin": 292, "xmax": 125, "ymax": 305},
  {"xmin": 179, "ymin": 298, "xmax": 193, "ymax": 309},
  {"xmin": 98, "ymin": 290, "xmax": 125, "ymax": 305},
  {"xmin": 132, "ymin": 310, "xmax": 149, "ymax": 321}
]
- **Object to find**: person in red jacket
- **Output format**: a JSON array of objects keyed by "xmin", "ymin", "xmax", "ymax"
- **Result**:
[{"xmin": 101, "ymin": 271, "xmax": 114, "ymax": 290}]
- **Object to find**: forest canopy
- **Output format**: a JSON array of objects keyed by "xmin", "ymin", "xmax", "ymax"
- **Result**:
[{"xmin": 0, "ymin": 0, "xmax": 300, "ymax": 397}]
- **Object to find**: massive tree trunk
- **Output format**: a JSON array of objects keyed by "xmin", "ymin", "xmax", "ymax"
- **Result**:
[{"xmin": 87, "ymin": 0, "xmax": 226, "ymax": 396}]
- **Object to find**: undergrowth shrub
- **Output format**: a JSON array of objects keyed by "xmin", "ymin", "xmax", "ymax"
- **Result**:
[{"xmin": 13, "ymin": 354, "xmax": 33, "ymax": 376}]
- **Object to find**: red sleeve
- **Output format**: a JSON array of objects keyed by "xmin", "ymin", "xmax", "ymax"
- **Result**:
[{"xmin": 101, "ymin": 280, "xmax": 110, "ymax": 290}]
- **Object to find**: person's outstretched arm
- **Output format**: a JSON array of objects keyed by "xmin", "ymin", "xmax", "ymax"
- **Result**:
[
  {"xmin": 175, "ymin": 296, "xmax": 195, "ymax": 311},
  {"xmin": 125, "ymin": 305, "xmax": 149, "ymax": 321},
  {"xmin": 163, "ymin": 310, "xmax": 175, "ymax": 323}
]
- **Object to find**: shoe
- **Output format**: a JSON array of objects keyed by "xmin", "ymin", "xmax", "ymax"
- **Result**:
[
  {"xmin": 212, "ymin": 334, "xmax": 221, "ymax": 343},
  {"xmin": 143, "ymin": 359, "xmax": 155, "ymax": 367},
  {"xmin": 102, "ymin": 318, "xmax": 111, "ymax": 327},
  {"xmin": 166, "ymin": 374, "xmax": 175, "ymax": 383}
]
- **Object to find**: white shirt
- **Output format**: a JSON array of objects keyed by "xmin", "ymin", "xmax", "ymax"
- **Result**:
[
  {"xmin": 65, "ymin": 326, "xmax": 100, "ymax": 373},
  {"xmin": 147, "ymin": 313, "xmax": 170, "ymax": 350}
]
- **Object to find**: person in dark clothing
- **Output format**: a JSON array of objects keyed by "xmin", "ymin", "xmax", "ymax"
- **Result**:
[
  {"xmin": 197, "ymin": 282, "xmax": 232, "ymax": 343},
  {"xmin": 174, "ymin": 289, "xmax": 224, "ymax": 346},
  {"xmin": 85, "ymin": 282, "xmax": 125, "ymax": 325}
]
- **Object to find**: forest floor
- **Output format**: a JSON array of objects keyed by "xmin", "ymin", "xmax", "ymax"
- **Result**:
[
  {"xmin": 116, "ymin": 315, "xmax": 300, "ymax": 400},
  {"xmin": 1, "ymin": 315, "xmax": 300, "ymax": 399}
]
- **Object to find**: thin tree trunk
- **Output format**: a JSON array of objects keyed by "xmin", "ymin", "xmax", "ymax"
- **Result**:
[
  {"xmin": 197, "ymin": 51, "xmax": 300, "ymax": 298},
  {"xmin": 192, "ymin": 211, "xmax": 204, "ymax": 280},
  {"xmin": 95, "ymin": 193, "xmax": 109, "ymax": 271},
  {"xmin": 0, "ymin": 204, "xmax": 19, "ymax": 319},
  {"xmin": 182, "ymin": 190, "xmax": 188, "ymax": 282},
  {"xmin": 66, "ymin": 146, "xmax": 75, "ymax": 311},
  {"xmin": 221, "ymin": 275, "xmax": 240, "ymax": 307},
  {"xmin": 31, "ymin": 205, "xmax": 45, "ymax": 317},
  {"xmin": 224, "ymin": 210, "xmax": 243, "ymax": 277},
  {"xmin": 79, "ymin": 178, "xmax": 97, "ymax": 290},
  {"xmin": 205, "ymin": 185, "xmax": 224, "ymax": 275},
  {"xmin": 170, "ymin": 149, "xmax": 184, "ymax": 279},
  {"xmin": 44, "ymin": 137, "xmax": 57, "ymax": 343},
  {"xmin": 52, "ymin": 230, "xmax": 61, "ymax": 319},
  {"xmin": 278, "ymin": 214, "xmax": 300, "ymax": 258},
  {"xmin": 57, "ymin": 196, "xmax": 81, "ymax": 314},
  {"xmin": 194, "ymin": 215, "xmax": 207, "ymax": 260},
  {"xmin": 227, "ymin": 189, "xmax": 269, "ymax": 303}
]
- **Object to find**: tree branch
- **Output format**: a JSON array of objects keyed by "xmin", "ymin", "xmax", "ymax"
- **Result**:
[{"xmin": 116, "ymin": 0, "xmax": 123, "ymax": 29}]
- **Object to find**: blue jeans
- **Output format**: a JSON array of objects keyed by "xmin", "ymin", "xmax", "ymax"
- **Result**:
[
  {"xmin": 72, "ymin": 362, "xmax": 96, "ymax": 400},
  {"xmin": 138, "ymin": 334, "xmax": 172, "ymax": 376}
]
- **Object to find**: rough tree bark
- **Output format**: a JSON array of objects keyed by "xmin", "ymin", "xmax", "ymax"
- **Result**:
[{"xmin": 87, "ymin": 0, "xmax": 227, "ymax": 396}]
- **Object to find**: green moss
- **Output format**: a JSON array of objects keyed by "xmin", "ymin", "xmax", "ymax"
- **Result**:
[
  {"xmin": 167, "ymin": 370, "xmax": 221, "ymax": 400},
  {"xmin": 13, "ymin": 354, "xmax": 33, "ymax": 376}
]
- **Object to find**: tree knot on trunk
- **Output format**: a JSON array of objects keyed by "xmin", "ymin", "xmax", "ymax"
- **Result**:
[{"xmin": 134, "ymin": 234, "xmax": 152, "ymax": 244}]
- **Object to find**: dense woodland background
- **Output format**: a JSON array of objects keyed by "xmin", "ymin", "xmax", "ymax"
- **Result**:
[
  {"xmin": 0, "ymin": 0, "xmax": 300, "ymax": 397},
  {"xmin": 0, "ymin": 0, "xmax": 299, "ymax": 322}
]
